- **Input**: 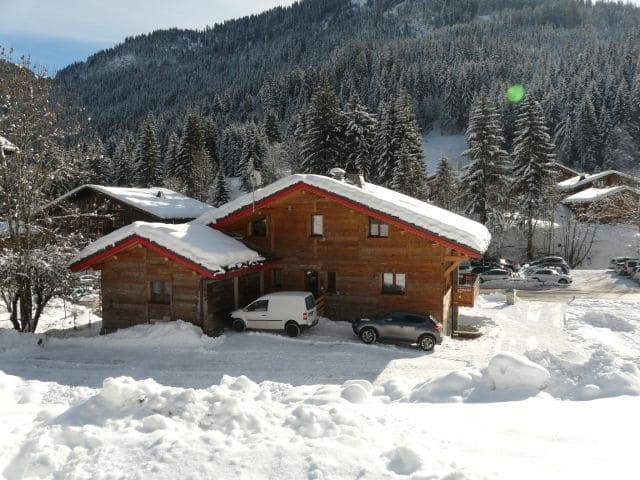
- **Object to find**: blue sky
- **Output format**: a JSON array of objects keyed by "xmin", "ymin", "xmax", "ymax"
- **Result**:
[{"xmin": 0, "ymin": 0, "xmax": 296, "ymax": 74}]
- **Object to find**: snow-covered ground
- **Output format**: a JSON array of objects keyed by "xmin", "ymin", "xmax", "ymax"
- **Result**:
[{"xmin": 1, "ymin": 277, "xmax": 639, "ymax": 479}]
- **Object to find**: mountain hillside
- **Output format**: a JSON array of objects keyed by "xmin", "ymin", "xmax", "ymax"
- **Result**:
[{"xmin": 55, "ymin": 0, "xmax": 640, "ymax": 176}]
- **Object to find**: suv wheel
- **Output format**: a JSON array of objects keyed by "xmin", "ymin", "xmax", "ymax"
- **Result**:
[
  {"xmin": 360, "ymin": 328, "xmax": 377, "ymax": 344},
  {"xmin": 418, "ymin": 334, "xmax": 436, "ymax": 352},
  {"xmin": 232, "ymin": 318, "xmax": 245, "ymax": 332},
  {"xmin": 558, "ymin": 278, "xmax": 568, "ymax": 285},
  {"xmin": 285, "ymin": 321, "xmax": 300, "ymax": 337}
]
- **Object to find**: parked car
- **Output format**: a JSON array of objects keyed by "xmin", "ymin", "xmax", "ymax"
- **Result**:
[
  {"xmin": 230, "ymin": 291, "xmax": 318, "ymax": 337},
  {"xmin": 528, "ymin": 256, "xmax": 570, "ymax": 271},
  {"xmin": 621, "ymin": 259, "xmax": 640, "ymax": 276},
  {"xmin": 458, "ymin": 261, "xmax": 473, "ymax": 275},
  {"xmin": 631, "ymin": 266, "xmax": 640, "ymax": 282},
  {"xmin": 614, "ymin": 261, "xmax": 627, "ymax": 275},
  {"xmin": 610, "ymin": 257, "xmax": 634, "ymax": 269},
  {"xmin": 528, "ymin": 262, "xmax": 570, "ymax": 275},
  {"xmin": 470, "ymin": 265, "xmax": 495, "ymax": 275},
  {"xmin": 352, "ymin": 311, "xmax": 443, "ymax": 351},
  {"xmin": 478, "ymin": 268, "xmax": 512, "ymax": 283},
  {"xmin": 525, "ymin": 268, "xmax": 572, "ymax": 285}
]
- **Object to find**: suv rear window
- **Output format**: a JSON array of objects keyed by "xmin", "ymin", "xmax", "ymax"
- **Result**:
[{"xmin": 305, "ymin": 295, "xmax": 315, "ymax": 310}]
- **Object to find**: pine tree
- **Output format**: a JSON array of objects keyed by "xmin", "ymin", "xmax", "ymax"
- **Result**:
[
  {"xmin": 112, "ymin": 133, "xmax": 136, "ymax": 186},
  {"xmin": 164, "ymin": 132, "xmax": 180, "ymax": 179},
  {"xmin": 510, "ymin": 95, "xmax": 557, "ymax": 260},
  {"xmin": 390, "ymin": 90, "xmax": 428, "ymax": 198},
  {"xmin": 211, "ymin": 170, "xmax": 230, "ymax": 207},
  {"xmin": 134, "ymin": 114, "xmax": 162, "ymax": 187},
  {"xmin": 264, "ymin": 110, "xmax": 282, "ymax": 144},
  {"xmin": 460, "ymin": 92, "xmax": 510, "ymax": 226},
  {"xmin": 343, "ymin": 93, "xmax": 376, "ymax": 178},
  {"xmin": 372, "ymin": 100, "xmax": 399, "ymax": 185},
  {"xmin": 431, "ymin": 156, "xmax": 458, "ymax": 211},
  {"xmin": 239, "ymin": 123, "xmax": 267, "ymax": 192},
  {"xmin": 176, "ymin": 112, "xmax": 207, "ymax": 196},
  {"xmin": 300, "ymin": 77, "xmax": 345, "ymax": 174},
  {"xmin": 203, "ymin": 117, "xmax": 220, "ymax": 169},
  {"xmin": 575, "ymin": 95, "xmax": 599, "ymax": 172}
]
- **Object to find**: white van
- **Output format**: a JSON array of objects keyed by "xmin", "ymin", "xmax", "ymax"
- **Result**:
[{"xmin": 230, "ymin": 291, "xmax": 318, "ymax": 337}]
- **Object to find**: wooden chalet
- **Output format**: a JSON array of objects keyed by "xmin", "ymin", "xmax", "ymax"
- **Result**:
[
  {"xmin": 44, "ymin": 185, "xmax": 213, "ymax": 237},
  {"xmin": 562, "ymin": 186, "xmax": 640, "ymax": 224},
  {"xmin": 70, "ymin": 222, "xmax": 272, "ymax": 335},
  {"xmin": 71, "ymin": 174, "xmax": 491, "ymax": 336},
  {"xmin": 558, "ymin": 170, "xmax": 638, "ymax": 196},
  {"xmin": 548, "ymin": 162, "xmax": 579, "ymax": 182}
]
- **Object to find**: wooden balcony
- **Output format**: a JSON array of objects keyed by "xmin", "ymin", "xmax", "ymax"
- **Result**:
[{"xmin": 453, "ymin": 274, "xmax": 480, "ymax": 308}]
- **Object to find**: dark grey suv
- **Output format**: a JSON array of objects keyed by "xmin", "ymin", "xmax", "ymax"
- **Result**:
[{"xmin": 352, "ymin": 311, "xmax": 443, "ymax": 351}]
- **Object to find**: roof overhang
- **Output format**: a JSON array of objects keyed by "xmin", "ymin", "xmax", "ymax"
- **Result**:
[
  {"xmin": 209, "ymin": 181, "xmax": 483, "ymax": 259},
  {"xmin": 70, "ymin": 234, "xmax": 275, "ymax": 280}
]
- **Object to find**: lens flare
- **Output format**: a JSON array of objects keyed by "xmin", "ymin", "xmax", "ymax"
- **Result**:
[{"xmin": 506, "ymin": 84, "xmax": 526, "ymax": 104}]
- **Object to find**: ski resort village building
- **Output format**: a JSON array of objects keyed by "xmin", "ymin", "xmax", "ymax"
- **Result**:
[
  {"xmin": 44, "ymin": 185, "xmax": 214, "ymax": 237},
  {"xmin": 70, "ymin": 174, "xmax": 491, "ymax": 336}
]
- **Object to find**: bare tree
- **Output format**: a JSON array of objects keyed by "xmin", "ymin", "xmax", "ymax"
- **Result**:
[
  {"xmin": 0, "ymin": 51, "xmax": 85, "ymax": 332},
  {"xmin": 557, "ymin": 207, "xmax": 598, "ymax": 268}
]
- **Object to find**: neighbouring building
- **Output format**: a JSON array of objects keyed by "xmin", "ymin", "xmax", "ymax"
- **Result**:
[
  {"xmin": 562, "ymin": 186, "xmax": 640, "ymax": 224},
  {"xmin": 43, "ymin": 185, "xmax": 214, "ymax": 237},
  {"xmin": 71, "ymin": 174, "xmax": 491, "ymax": 336}
]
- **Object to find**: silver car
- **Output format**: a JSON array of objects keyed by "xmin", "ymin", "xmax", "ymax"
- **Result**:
[{"xmin": 352, "ymin": 311, "xmax": 443, "ymax": 351}]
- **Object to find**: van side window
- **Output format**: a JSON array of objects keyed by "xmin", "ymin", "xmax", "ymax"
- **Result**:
[{"xmin": 246, "ymin": 300, "xmax": 268, "ymax": 311}]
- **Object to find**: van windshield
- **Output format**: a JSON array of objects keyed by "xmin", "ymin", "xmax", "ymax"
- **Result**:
[{"xmin": 305, "ymin": 295, "xmax": 315, "ymax": 310}]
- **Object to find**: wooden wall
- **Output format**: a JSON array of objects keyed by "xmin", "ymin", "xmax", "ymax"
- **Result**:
[
  {"xmin": 98, "ymin": 245, "xmax": 204, "ymax": 333},
  {"xmin": 217, "ymin": 189, "xmax": 457, "ymax": 328}
]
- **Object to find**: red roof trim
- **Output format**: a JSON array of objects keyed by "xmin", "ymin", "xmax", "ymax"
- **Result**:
[
  {"xmin": 70, "ymin": 235, "xmax": 273, "ymax": 279},
  {"xmin": 210, "ymin": 182, "xmax": 481, "ymax": 258}
]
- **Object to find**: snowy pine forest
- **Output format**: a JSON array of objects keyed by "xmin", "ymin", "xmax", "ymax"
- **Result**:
[{"xmin": 53, "ymin": 0, "xmax": 640, "ymax": 195}]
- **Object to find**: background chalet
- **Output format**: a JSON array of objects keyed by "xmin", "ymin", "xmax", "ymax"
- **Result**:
[
  {"xmin": 44, "ymin": 185, "xmax": 213, "ymax": 237},
  {"xmin": 71, "ymin": 174, "xmax": 490, "ymax": 336}
]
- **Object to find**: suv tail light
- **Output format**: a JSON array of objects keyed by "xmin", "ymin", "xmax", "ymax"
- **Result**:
[
  {"xmin": 432, "ymin": 321, "xmax": 442, "ymax": 331},
  {"xmin": 303, "ymin": 312, "xmax": 308, "ymax": 320}
]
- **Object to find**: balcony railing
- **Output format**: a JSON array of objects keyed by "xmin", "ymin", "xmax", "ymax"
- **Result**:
[{"xmin": 454, "ymin": 274, "xmax": 480, "ymax": 308}]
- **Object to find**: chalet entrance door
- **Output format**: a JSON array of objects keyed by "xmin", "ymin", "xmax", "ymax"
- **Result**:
[{"xmin": 305, "ymin": 271, "xmax": 319, "ymax": 296}]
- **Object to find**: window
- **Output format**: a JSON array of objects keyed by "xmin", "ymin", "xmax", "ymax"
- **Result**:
[
  {"xmin": 246, "ymin": 300, "xmax": 269, "ymax": 312},
  {"xmin": 311, "ymin": 214, "xmax": 323, "ymax": 236},
  {"xmin": 150, "ymin": 280, "xmax": 171, "ymax": 304},
  {"xmin": 327, "ymin": 272, "xmax": 337, "ymax": 293},
  {"xmin": 405, "ymin": 314, "xmax": 426, "ymax": 325},
  {"xmin": 251, "ymin": 218, "xmax": 267, "ymax": 237},
  {"xmin": 382, "ymin": 273, "xmax": 406, "ymax": 294},
  {"xmin": 273, "ymin": 269, "xmax": 282, "ymax": 288},
  {"xmin": 369, "ymin": 218, "xmax": 389, "ymax": 237}
]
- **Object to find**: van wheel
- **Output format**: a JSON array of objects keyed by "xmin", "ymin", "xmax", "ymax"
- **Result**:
[
  {"xmin": 232, "ymin": 319, "xmax": 245, "ymax": 332},
  {"xmin": 418, "ymin": 334, "xmax": 436, "ymax": 352},
  {"xmin": 285, "ymin": 321, "xmax": 300, "ymax": 337}
]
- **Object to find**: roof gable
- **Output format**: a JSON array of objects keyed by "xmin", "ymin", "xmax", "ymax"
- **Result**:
[
  {"xmin": 196, "ymin": 174, "xmax": 491, "ymax": 257},
  {"xmin": 70, "ymin": 222, "xmax": 264, "ymax": 278},
  {"xmin": 562, "ymin": 186, "xmax": 639, "ymax": 204},
  {"xmin": 558, "ymin": 170, "xmax": 638, "ymax": 191},
  {"xmin": 45, "ymin": 185, "xmax": 214, "ymax": 220}
]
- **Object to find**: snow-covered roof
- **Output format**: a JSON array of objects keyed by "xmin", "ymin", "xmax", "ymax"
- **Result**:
[
  {"xmin": 558, "ymin": 170, "xmax": 638, "ymax": 191},
  {"xmin": 45, "ymin": 185, "xmax": 214, "ymax": 220},
  {"xmin": 0, "ymin": 136, "xmax": 18, "ymax": 154},
  {"xmin": 71, "ymin": 222, "xmax": 264, "ymax": 277},
  {"xmin": 197, "ymin": 174, "xmax": 491, "ymax": 256},
  {"xmin": 562, "ymin": 186, "xmax": 639, "ymax": 204}
]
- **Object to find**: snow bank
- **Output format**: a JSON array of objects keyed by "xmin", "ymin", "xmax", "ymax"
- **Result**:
[{"xmin": 408, "ymin": 352, "xmax": 550, "ymax": 403}]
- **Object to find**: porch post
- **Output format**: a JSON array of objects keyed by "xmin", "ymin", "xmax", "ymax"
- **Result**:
[{"xmin": 233, "ymin": 276, "xmax": 240, "ymax": 309}]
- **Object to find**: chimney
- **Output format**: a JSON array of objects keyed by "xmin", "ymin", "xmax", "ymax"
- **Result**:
[
  {"xmin": 329, "ymin": 167, "xmax": 346, "ymax": 181},
  {"xmin": 345, "ymin": 173, "xmax": 365, "ymax": 188}
]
